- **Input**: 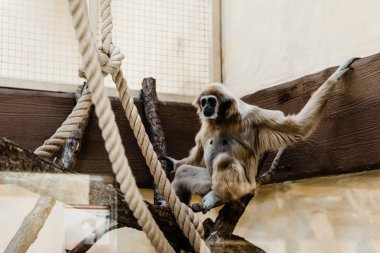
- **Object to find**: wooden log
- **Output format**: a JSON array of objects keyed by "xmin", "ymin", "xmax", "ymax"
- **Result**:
[
  {"xmin": 206, "ymin": 234, "xmax": 266, "ymax": 253},
  {"xmin": 4, "ymin": 195, "xmax": 57, "ymax": 253},
  {"xmin": 0, "ymin": 137, "xmax": 193, "ymax": 252},
  {"xmin": 1, "ymin": 137, "xmax": 272, "ymax": 253},
  {"xmin": 58, "ymin": 84, "xmax": 93, "ymax": 171},
  {"xmin": 1, "ymin": 53, "xmax": 380, "ymax": 185},
  {"xmin": 68, "ymin": 223, "xmax": 120, "ymax": 253},
  {"xmin": 140, "ymin": 77, "xmax": 170, "ymax": 205},
  {"xmin": 243, "ymin": 54, "xmax": 380, "ymax": 182},
  {"xmin": 0, "ymin": 87, "xmax": 198, "ymax": 187}
]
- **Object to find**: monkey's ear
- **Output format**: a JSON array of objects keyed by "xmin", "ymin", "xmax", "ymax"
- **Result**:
[{"xmin": 220, "ymin": 97, "xmax": 239, "ymax": 119}]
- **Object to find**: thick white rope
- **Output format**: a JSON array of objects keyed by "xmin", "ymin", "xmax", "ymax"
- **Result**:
[
  {"xmin": 92, "ymin": 1, "xmax": 210, "ymax": 252},
  {"xmin": 34, "ymin": 88, "xmax": 92, "ymax": 157},
  {"xmin": 67, "ymin": 0, "xmax": 174, "ymax": 252}
]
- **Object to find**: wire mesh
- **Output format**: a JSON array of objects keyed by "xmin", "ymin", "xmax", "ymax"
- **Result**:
[
  {"xmin": 0, "ymin": 0, "xmax": 212, "ymax": 96},
  {"xmin": 0, "ymin": 0, "xmax": 82, "ymax": 86}
]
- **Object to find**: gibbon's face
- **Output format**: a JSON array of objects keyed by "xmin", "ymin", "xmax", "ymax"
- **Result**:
[
  {"xmin": 199, "ymin": 95, "xmax": 218, "ymax": 119},
  {"xmin": 194, "ymin": 84, "xmax": 238, "ymax": 122}
]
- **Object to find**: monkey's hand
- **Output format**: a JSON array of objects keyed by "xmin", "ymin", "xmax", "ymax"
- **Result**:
[
  {"xmin": 329, "ymin": 57, "xmax": 360, "ymax": 82},
  {"xmin": 163, "ymin": 156, "xmax": 184, "ymax": 174},
  {"xmin": 202, "ymin": 191, "xmax": 221, "ymax": 213}
]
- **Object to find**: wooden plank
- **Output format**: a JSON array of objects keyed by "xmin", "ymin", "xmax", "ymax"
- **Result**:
[
  {"xmin": 0, "ymin": 88, "xmax": 199, "ymax": 187},
  {"xmin": 1, "ymin": 53, "xmax": 380, "ymax": 187},
  {"xmin": 242, "ymin": 53, "xmax": 380, "ymax": 182}
]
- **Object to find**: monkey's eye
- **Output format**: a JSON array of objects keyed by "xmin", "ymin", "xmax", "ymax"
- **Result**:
[
  {"xmin": 207, "ymin": 97, "xmax": 217, "ymax": 107},
  {"xmin": 201, "ymin": 98, "xmax": 206, "ymax": 107}
]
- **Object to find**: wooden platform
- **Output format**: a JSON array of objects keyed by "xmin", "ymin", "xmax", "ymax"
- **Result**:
[{"xmin": 1, "ymin": 53, "xmax": 380, "ymax": 187}]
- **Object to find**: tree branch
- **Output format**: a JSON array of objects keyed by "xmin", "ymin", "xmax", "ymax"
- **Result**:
[
  {"xmin": 140, "ymin": 77, "xmax": 170, "ymax": 205},
  {"xmin": 0, "ymin": 137, "xmax": 193, "ymax": 252}
]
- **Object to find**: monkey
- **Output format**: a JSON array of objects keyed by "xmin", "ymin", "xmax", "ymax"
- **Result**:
[{"xmin": 167, "ymin": 58, "xmax": 358, "ymax": 212}]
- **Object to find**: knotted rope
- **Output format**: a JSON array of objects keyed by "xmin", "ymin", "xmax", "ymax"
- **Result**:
[
  {"xmin": 91, "ymin": 0, "xmax": 210, "ymax": 252},
  {"xmin": 68, "ymin": 0, "xmax": 174, "ymax": 252}
]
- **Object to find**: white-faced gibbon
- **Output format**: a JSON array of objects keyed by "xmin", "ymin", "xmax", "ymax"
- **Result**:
[{"xmin": 167, "ymin": 58, "xmax": 358, "ymax": 212}]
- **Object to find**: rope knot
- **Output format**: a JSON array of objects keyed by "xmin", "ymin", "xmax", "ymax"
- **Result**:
[{"xmin": 79, "ymin": 43, "xmax": 124, "ymax": 78}]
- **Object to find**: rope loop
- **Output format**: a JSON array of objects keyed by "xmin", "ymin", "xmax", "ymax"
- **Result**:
[{"xmin": 79, "ymin": 43, "xmax": 124, "ymax": 78}]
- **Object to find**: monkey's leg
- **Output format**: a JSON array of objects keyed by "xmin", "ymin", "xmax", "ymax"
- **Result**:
[{"xmin": 172, "ymin": 165, "xmax": 212, "ymax": 204}]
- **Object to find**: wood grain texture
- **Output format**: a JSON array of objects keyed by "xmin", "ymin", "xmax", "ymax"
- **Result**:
[
  {"xmin": 0, "ymin": 88, "xmax": 199, "ymax": 187},
  {"xmin": 1, "ymin": 53, "xmax": 380, "ymax": 186},
  {"xmin": 242, "ymin": 53, "xmax": 380, "ymax": 182}
]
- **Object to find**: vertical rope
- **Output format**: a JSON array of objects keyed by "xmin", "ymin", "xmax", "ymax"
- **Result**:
[
  {"xmin": 114, "ymin": 71, "xmax": 209, "ymax": 253},
  {"xmin": 97, "ymin": 1, "xmax": 210, "ymax": 252},
  {"xmin": 67, "ymin": 0, "xmax": 174, "ymax": 252}
]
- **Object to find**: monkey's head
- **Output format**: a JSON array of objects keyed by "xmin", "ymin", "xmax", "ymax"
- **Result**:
[{"xmin": 193, "ymin": 83, "xmax": 239, "ymax": 123}]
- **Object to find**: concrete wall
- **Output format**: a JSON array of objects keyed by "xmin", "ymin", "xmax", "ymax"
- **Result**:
[{"xmin": 221, "ymin": 0, "xmax": 380, "ymax": 96}]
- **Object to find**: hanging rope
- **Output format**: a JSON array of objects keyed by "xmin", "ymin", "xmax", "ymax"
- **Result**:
[
  {"xmin": 68, "ymin": 0, "xmax": 175, "ymax": 252},
  {"xmin": 78, "ymin": 0, "xmax": 210, "ymax": 252},
  {"xmin": 34, "ymin": 88, "xmax": 92, "ymax": 157},
  {"xmin": 5, "ymin": 85, "xmax": 93, "ymax": 253}
]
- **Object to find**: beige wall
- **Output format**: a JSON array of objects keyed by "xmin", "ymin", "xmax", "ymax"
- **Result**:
[
  {"xmin": 2, "ymin": 171, "xmax": 380, "ymax": 253},
  {"xmin": 221, "ymin": 0, "xmax": 380, "ymax": 96}
]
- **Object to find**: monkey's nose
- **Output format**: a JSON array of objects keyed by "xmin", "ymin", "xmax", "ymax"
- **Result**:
[{"xmin": 203, "ymin": 106, "xmax": 214, "ymax": 117}]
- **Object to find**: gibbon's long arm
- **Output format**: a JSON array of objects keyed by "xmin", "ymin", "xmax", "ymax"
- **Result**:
[{"xmin": 251, "ymin": 57, "xmax": 359, "ymax": 153}]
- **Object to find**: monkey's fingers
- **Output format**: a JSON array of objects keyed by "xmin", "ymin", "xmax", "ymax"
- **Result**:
[
  {"xmin": 330, "ymin": 57, "xmax": 360, "ymax": 81},
  {"xmin": 162, "ymin": 156, "xmax": 178, "ymax": 170},
  {"xmin": 337, "ymin": 57, "xmax": 360, "ymax": 72}
]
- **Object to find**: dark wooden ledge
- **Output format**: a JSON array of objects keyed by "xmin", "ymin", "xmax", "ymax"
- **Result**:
[
  {"xmin": 1, "ymin": 53, "xmax": 380, "ymax": 186},
  {"xmin": 0, "ymin": 88, "xmax": 199, "ymax": 187},
  {"xmin": 243, "ymin": 53, "xmax": 380, "ymax": 181}
]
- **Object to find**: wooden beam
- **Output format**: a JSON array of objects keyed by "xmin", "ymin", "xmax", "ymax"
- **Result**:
[
  {"xmin": 0, "ymin": 87, "xmax": 199, "ymax": 187},
  {"xmin": 243, "ymin": 53, "xmax": 380, "ymax": 182},
  {"xmin": 1, "ymin": 53, "xmax": 380, "ymax": 186}
]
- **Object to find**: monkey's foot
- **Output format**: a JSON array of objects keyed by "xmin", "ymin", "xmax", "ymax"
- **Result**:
[
  {"xmin": 329, "ymin": 57, "xmax": 360, "ymax": 81},
  {"xmin": 202, "ymin": 191, "xmax": 221, "ymax": 213},
  {"xmin": 157, "ymin": 199, "xmax": 167, "ymax": 206}
]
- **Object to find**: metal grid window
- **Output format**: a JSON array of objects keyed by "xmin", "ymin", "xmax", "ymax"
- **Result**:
[
  {"xmin": 0, "ymin": 0, "xmax": 213, "ymax": 97},
  {"xmin": 0, "ymin": 0, "xmax": 81, "ymax": 86}
]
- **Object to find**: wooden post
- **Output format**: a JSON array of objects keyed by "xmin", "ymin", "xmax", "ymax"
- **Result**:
[{"xmin": 140, "ymin": 77, "xmax": 171, "ymax": 205}]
